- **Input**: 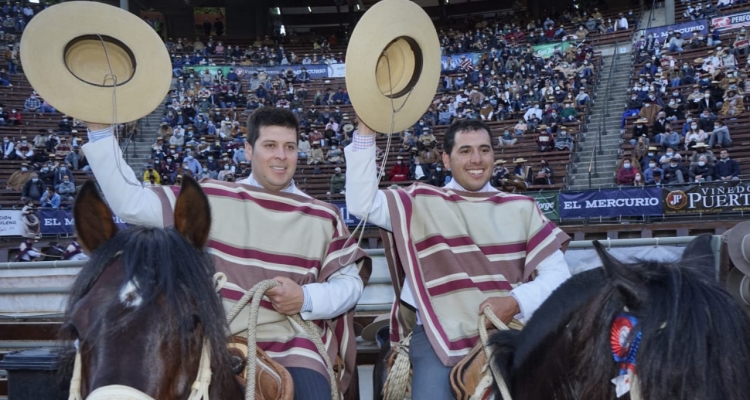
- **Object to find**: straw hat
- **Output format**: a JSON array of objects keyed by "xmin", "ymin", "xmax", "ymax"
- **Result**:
[
  {"xmin": 636, "ymin": 118, "xmax": 649, "ymax": 124},
  {"xmin": 361, "ymin": 314, "xmax": 390, "ymax": 341},
  {"xmin": 20, "ymin": 2, "xmax": 171, "ymax": 124},
  {"xmin": 725, "ymin": 220, "xmax": 750, "ymax": 275},
  {"xmin": 514, "ymin": 158, "xmax": 528, "ymax": 163},
  {"xmin": 726, "ymin": 267, "xmax": 750, "ymax": 313},
  {"xmin": 345, "ymin": 0, "xmax": 441, "ymax": 134},
  {"xmin": 343, "ymin": 123, "xmax": 354, "ymax": 133},
  {"xmin": 494, "ymin": 159, "xmax": 506, "ymax": 165}
]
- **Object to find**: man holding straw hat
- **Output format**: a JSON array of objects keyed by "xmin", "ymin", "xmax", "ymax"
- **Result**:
[
  {"xmin": 343, "ymin": 0, "xmax": 572, "ymax": 398},
  {"xmin": 21, "ymin": 2, "xmax": 369, "ymax": 398}
]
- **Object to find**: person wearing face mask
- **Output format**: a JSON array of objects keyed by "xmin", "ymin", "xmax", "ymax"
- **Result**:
[
  {"xmin": 6, "ymin": 162, "xmax": 31, "ymax": 191},
  {"xmin": 684, "ymin": 121, "xmax": 707, "ymax": 150},
  {"xmin": 21, "ymin": 172, "xmax": 45, "ymax": 201},
  {"xmin": 631, "ymin": 118, "xmax": 650, "ymax": 146},
  {"xmin": 637, "ymin": 98, "xmax": 662, "ymax": 126},
  {"xmin": 689, "ymin": 155, "xmax": 715, "ymax": 182},
  {"xmin": 389, "ymin": 155, "xmax": 409, "ymax": 181},
  {"xmin": 616, "ymin": 157, "xmax": 638, "ymax": 186},
  {"xmin": 1, "ymin": 136, "xmax": 15, "ymax": 160},
  {"xmin": 15, "ymin": 136, "xmax": 33, "ymax": 160},
  {"xmin": 427, "ymin": 163, "xmax": 447, "ymax": 187},
  {"xmin": 142, "ymin": 163, "xmax": 162, "ymax": 185},
  {"xmin": 690, "ymin": 142, "xmax": 717, "ymax": 165},
  {"xmin": 698, "ymin": 90, "xmax": 717, "ymax": 113},
  {"xmin": 662, "ymin": 156, "xmax": 686, "ymax": 184},
  {"xmin": 708, "ymin": 119, "xmax": 732, "ymax": 148},
  {"xmin": 643, "ymin": 156, "xmax": 663, "ymax": 184}
]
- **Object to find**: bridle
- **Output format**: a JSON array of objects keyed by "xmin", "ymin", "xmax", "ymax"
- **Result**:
[{"xmin": 67, "ymin": 340, "xmax": 212, "ymax": 400}]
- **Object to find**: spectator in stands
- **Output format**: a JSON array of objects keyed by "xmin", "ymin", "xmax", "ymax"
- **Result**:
[
  {"xmin": 698, "ymin": 90, "xmax": 718, "ymax": 113},
  {"xmin": 30, "ymin": 146, "xmax": 48, "ymax": 166},
  {"xmin": 633, "ymin": 172, "xmax": 645, "ymax": 187},
  {"xmin": 7, "ymin": 108, "xmax": 21, "ymax": 125},
  {"xmin": 668, "ymin": 32, "xmax": 685, "ymax": 53},
  {"xmin": 697, "ymin": 109, "xmax": 717, "ymax": 133},
  {"xmin": 652, "ymin": 112, "xmax": 669, "ymax": 138},
  {"xmin": 297, "ymin": 134, "xmax": 310, "ymax": 158},
  {"xmin": 55, "ymin": 174, "xmax": 75, "ymax": 202},
  {"xmin": 664, "ymin": 97, "xmax": 685, "ymax": 121},
  {"xmin": 307, "ymin": 140, "xmax": 325, "ymax": 172},
  {"xmin": 689, "ymin": 154, "xmax": 714, "ymax": 183},
  {"xmin": 40, "ymin": 186, "xmax": 61, "ymax": 208},
  {"xmin": 142, "ymin": 164, "xmax": 161, "ymax": 185},
  {"xmin": 513, "ymin": 119, "xmax": 527, "ymax": 136},
  {"xmin": 554, "ymin": 128, "xmax": 574, "ymax": 151},
  {"xmin": 5, "ymin": 44, "xmax": 17, "ymax": 74},
  {"xmin": 684, "ymin": 122, "xmax": 707, "ymax": 150},
  {"xmin": 65, "ymin": 146, "xmax": 82, "ymax": 170},
  {"xmin": 643, "ymin": 157, "xmax": 662, "ymax": 185},
  {"xmin": 533, "ymin": 160, "xmax": 554, "ymax": 186},
  {"xmin": 523, "ymin": 102, "xmax": 542, "ymax": 122},
  {"xmin": 690, "ymin": 143, "xmax": 717, "ymax": 165},
  {"xmin": 536, "ymin": 126, "xmax": 554, "ymax": 152},
  {"xmin": 6, "ymin": 162, "xmax": 29, "ymax": 191},
  {"xmin": 662, "ymin": 126, "xmax": 681, "ymax": 152},
  {"xmin": 328, "ymin": 166, "xmax": 346, "ymax": 195},
  {"xmin": 15, "ymin": 136, "xmax": 32, "ymax": 160},
  {"xmin": 1, "ymin": 136, "xmax": 14, "ymax": 160},
  {"xmin": 616, "ymin": 157, "xmax": 637, "ymax": 186},
  {"xmin": 662, "ymin": 157, "xmax": 686, "ymax": 184},
  {"xmin": 720, "ymin": 89, "xmax": 744, "ymax": 117},
  {"xmin": 498, "ymin": 129, "xmax": 517, "ymax": 147},
  {"xmin": 638, "ymin": 99, "xmax": 662, "ymax": 125},
  {"xmin": 326, "ymin": 145, "xmax": 344, "ymax": 164},
  {"xmin": 631, "ymin": 118, "xmax": 649, "ymax": 146},
  {"xmin": 389, "ymin": 156, "xmax": 409, "ymax": 181},
  {"xmin": 714, "ymin": 149, "xmax": 741, "ymax": 181},
  {"xmin": 708, "ymin": 120, "xmax": 732, "ymax": 148},
  {"xmin": 21, "ymin": 172, "xmax": 44, "ymax": 201},
  {"xmin": 23, "ymin": 92, "xmax": 40, "ymax": 113},
  {"xmin": 53, "ymin": 164, "xmax": 74, "ymax": 191},
  {"xmin": 427, "ymin": 164, "xmax": 447, "ymax": 187}
]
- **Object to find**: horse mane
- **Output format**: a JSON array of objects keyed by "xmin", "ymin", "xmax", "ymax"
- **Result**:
[
  {"xmin": 492, "ymin": 245, "xmax": 750, "ymax": 400},
  {"xmin": 58, "ymin": 225, "xmax": 234, "ymax": 392}
]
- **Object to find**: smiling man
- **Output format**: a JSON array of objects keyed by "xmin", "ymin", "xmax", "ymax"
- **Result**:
[
  {"xmin": 83, "ymin": 107, "xmax": 370, "ymax": 399},
  {"xmin": 345, "ymin": 118, "xmax": 571, "ymax": 400}
]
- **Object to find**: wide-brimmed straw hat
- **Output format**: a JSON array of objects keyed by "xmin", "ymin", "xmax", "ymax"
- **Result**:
[
  {"xmin": 346, "ymin": 0, "xmax": 441, "ymax": 134},
  {"xmin": 360, "ymin": 314, "xmax": 390, "ymax": 342},
  {"xmin": 20, "ymin": 2, "xmax": 172, "ymax": 124},
  {"xmin": 726, "ymin": 267, "xmax": 750, "ymax": 312},
  {"xmin": 726, "ymin": 220, "xmax": 750, "ymax": 275}
]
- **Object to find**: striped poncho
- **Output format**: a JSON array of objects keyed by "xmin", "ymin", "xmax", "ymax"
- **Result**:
[
  {"xmin": 381, "ymin": 183, "xmax": 569, "ymax": 366},
  {"xmin": 150, "ymin": 179, "xmax": 371, "ymax": 390}
]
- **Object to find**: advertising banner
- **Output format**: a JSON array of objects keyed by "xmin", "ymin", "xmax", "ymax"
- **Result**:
[
  {"xmin": 239, "ymin": 64, "xmax": 329, "ymax": 79},
  {"xmin": 531, "ymin": 42, "xmax": 571, "ymax": 59},
  {"xmin": 527, "ymin": 192, "xmax": 559, "ymax": 221},
  {"xmin": 559, "ymin": 187, "xmax": 662, "ymax": 219},
  {"xmin": 0, "ymin": 210, "xmax": 25, "ymax": 236},
  {"xmin": 663, "ymin": 182, "xmax": 750, "ymax": 214},
  {"xmin": 635, "ymin": 19, "xmax": 709, "ymax": 43},
  {"xmin": 332, "ymin": 201, "xmax": 367, "ymax": 227},
  {"xmin": 328, "ymin": 63, "xmax": 346, "ymax": 78},
  {"xmin": 712, "ymin": 11, "xmax": 750, "ymax": 31},
  {"xmin": 37, "ymin": 209, "xmax": 128, "ymax": 236}
]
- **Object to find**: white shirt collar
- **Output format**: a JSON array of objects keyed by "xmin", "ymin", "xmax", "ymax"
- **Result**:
[
  {"xmin": 443, "ymin": 178, "xmax": 498, "ymax": 193},
  {"xmin": 242, "ymin": 173, "xmax": 306, "ymax": 196}
]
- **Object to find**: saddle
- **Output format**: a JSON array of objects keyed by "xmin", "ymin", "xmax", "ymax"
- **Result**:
[
  {"xmin": 228, "ymin": 335, "xmax": 294, "ymax": 400},
  {"xmin": 450, "ymin": 319, "xmax": 523, "ymax": 400}
]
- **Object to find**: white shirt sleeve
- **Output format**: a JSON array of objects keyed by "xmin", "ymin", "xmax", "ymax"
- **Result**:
[
  {"xmin": 510, "ymin": 250, "xmax": 572, "ymax": 324},
  {"xmin": 343, "ymin": 137, "xmax": 393, "ymax": 232},
  {"xmin": 300, "ymin": 264, "xmax": 364, "ymax": 321},
  {"xmin": 82, "ymin": 129, "xmax": 165, "ymax": 227}
]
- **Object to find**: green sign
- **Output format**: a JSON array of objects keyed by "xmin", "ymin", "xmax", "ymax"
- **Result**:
[
  {"xmin": 528, "ymin": 191, "xmax": 559, "ymax": 221},
  {"xmin": 531, "ymin": 42, "xmax": 571, "ymax": 59}
]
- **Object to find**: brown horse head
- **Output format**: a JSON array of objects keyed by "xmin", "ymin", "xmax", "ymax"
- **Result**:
[{"xmin": 60, "ymin": 176, "xmax": 242, "ymax": 399}]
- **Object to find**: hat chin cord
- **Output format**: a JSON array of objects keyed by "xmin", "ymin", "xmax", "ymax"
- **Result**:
[
  {"xmin": 91, "ymin": 34, "xmax": 145, "ymax": 188},
  {"xmin": 340, "ymin": 50, "xmax": 415, "ymax": 266}
]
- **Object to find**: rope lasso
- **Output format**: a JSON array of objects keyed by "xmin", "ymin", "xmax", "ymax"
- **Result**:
[
  {"xmin": 480, "ymin": 306, "xmax": 513, "ymax": 400},
  {"xmin": 381, "ymin": 333, "xmax": 412, "ymax": 400},
  {"xmin": 225, "ymin": 279, "xmax": 340, "ymax": 400}
]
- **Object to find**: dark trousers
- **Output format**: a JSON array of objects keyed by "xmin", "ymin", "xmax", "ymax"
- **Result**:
[{"xmin": 287, "ymin": 367, "xmax": 330, "ymax": 400}]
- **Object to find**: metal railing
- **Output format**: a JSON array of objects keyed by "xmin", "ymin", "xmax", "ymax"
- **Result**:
[
  {"xmin": 597, "ymin": 39, "xmax": 620, "ymax": 165},
  {"xmin": 587, "ymin": 142, "xmax": 597, "ymax": 189}
]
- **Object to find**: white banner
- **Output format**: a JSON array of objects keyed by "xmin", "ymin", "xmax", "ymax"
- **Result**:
[
  {"xmin": 328, "ymin": 63, "xmax": 346, "ymax": 78},
  {"xmin": 0, "ymin": 210, "xmax": 24, "ymax": 236}
]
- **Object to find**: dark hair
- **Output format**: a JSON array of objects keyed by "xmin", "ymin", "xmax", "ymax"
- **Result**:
[
  {"xmin": 443, "ymin": 119, "xmax": 493, "ymax": 155},
  {"xmin": 246, "ymin": 107, "xmax": 299, "ymax": 148}
]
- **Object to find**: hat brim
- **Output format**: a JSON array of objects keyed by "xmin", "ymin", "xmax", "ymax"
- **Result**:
[
  {"xmin": 360, "ymin": 314, "xmax": 390, "ymax": 342},
  {"xmin": 20, "ymin": 1, "xmax": 172, "ymax": 124},
  {"xmin": 726, "ymin": 267, "xmax": 750, "ymax": 313},
  {"xmin": 346, "ymin": 0, "xmax": 441, "ymax": 134},
  {"xmin": 727, "ymin": 220, "xmax": 750, "ymax": 275}
]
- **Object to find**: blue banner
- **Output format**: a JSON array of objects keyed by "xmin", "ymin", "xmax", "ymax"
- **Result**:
[
  {"xmin": 637, "ymin": 19, "xmax": 709, "ymax": 44},
  {"xmin": 441, "ymin": 52, "xmax": 481, "ymax": 72},
  {"xmin": 38, "ymin": 209, "xmax": 128, "ymax": 235},
  {"xmin": 332, "ymin": 201, "xmax": 369, "ymax": 227},
  {"xmin": 558, "ymin": 187, "xmax": 663, "ymax": 219},
  {"xmin": 238, "ymin": 64, "xmax": 329, "ymax": 79}
]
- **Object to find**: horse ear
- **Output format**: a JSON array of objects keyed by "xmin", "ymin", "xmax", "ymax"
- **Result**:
[
  {"xmin": 681, "ymin": 234, "xmax": 716, "ymax": 278},
  {"xmin": 173, "ymin": 175, "xmax": 211, "ymax": 248},
  {"xmin": 593, "ymin": 241, "xmax": 644, "ymax": 305},
  {"xmin": 74, "ymin": 180, "xmax": 118, "ymax": 253}
]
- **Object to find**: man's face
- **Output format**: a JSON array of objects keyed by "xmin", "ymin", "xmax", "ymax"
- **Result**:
[
  {"xmin": 245, "ymin": 125, "xmax": 298, "ymax": 192},
  {"xmin": 442, "ymin": 129, "xmax": 494, "ymax": 191}
]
